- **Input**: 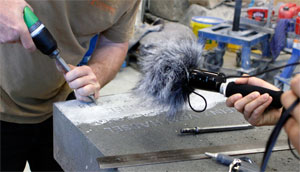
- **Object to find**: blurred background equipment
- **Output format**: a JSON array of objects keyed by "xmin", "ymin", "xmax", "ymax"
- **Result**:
[{"xmin": 129, "ymin": 0, "xmax": 299, "ymax": 88}]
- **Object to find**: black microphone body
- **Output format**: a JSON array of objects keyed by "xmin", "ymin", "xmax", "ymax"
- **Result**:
[
  {"xmin": 189, "ymin": 69, "xmax": 226, "ymax": 93},
  {"xmin": 224, "ymin": 82, "xmax": 283, "ymax": 108},
  {"xmin": 188, "ymin": 69, "xmax": 283, "ymax": 109}
]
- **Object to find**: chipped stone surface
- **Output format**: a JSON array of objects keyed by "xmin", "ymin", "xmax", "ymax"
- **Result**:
[{"xmin": 53, "ymin": 91, "xmax": 299, "ymax": 171}]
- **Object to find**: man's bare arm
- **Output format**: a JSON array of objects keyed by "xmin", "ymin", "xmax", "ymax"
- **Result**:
[
  {"xmin": 64, "ymin": 35, "xmax": 128, "ymax": 102},
  {"xmin": 89, "ymin": 35, "xmax": 129, "ymax": 88}
]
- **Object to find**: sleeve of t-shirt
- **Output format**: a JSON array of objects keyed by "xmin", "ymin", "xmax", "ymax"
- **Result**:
[{"xmin": 102, "ymin": 0, "xmax": 140, "ymax": 43}]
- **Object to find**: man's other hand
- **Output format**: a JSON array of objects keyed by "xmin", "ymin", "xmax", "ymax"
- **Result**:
[{"xmin": 0, "ymin": 0, "xmax": 36, "ymax": 51}]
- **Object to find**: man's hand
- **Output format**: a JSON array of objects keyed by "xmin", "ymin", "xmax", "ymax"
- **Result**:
[
  {"xmin": 226, "ymin": 76, "xmax": 282, "ymax": 126},
  {"xmin": 63, "ymin": 35, "xmax": 128, "ymax": 103},
  {"xmin": 64, "ymin": 65, "xmax": 100, "ymax": 102},
  {"xmin": 0, "ymin": 0, "xmax": 35, "ymax": 51},
  {"xmin": 282, "ymin": 74, "xmax": 300, "ymax": 153}
]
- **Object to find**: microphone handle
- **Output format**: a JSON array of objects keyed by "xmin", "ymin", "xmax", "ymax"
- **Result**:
[{"xmin": 224, "ymin": 82, "xmax": 283, "ymax": 109}]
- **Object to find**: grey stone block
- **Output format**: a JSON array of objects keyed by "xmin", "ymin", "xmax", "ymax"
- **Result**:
[
  {"xmin": 53, "ymin": 91, "xmax": 299, "ymax": 171},
  {"xmin": 54, "ymin": 106, "xmax": 110, "ymax": 171}
]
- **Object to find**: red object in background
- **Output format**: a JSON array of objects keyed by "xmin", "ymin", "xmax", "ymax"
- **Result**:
[
  {"xmin": 278, "ymin": 3, "xmax": 300, "ymax": 19},
  {"xmin": 247, "ymin": 7, "xmax": 273, "ymax": 21},
  {"xmin": 296, "ymin": 13, "xmax": 300, "ymax": 35}
]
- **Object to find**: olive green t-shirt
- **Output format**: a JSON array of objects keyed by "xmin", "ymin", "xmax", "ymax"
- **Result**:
[{"xmin": 0, "ymin": 0, "xmax": 140, "ymax": 124}]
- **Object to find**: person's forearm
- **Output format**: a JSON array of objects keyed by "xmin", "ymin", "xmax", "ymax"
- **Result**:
[{"xmin": 87, "ymin": 35, "xmax": 129, "ymax": 88}]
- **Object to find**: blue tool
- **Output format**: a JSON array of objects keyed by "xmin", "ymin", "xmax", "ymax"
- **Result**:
[{"xmin": 205, "ymin": 152, "xmax": 259, "ymax": 172}]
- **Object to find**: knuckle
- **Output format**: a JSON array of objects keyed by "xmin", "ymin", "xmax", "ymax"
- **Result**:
[
  {"xmin": 78, "ymin": 86, "xmax": 92, "ymax": 96},
  {"xmin": 7, "ymin": 31, "xmax": 18, "ymax": 41},
  {"xmin": 15, "ymin": 27, "xmax": 27, "ymax": 38},
  {"xmin": 244, "ymin": 107, "xmax": 251, "ymax": 116},
  {"xmin": 91, "ymin": 76, "xmax": 97, "ymax": 83},
  {"xmin": 64, "ymin": 74, "xmax": 71, "ymax": 82},
  {"xmin": 251, "ymin": 112, "xmax": 258, "ymax": 120},
  {"xmin": 15, "ymin": 26, "xmax": 24, "ymax": 34},
  {"xmin": 252, "ymin": 110, "xmax": 261, "ymax": 119},
  {"xmin": 73, "ymin": 69, "xmax": 81, "ymax": 77},
  {"xmin": 95, "ymin": 84, "xmax": 100, "ymax": 90},
  {"xmin": 225, "ymin": 100, "xmax": 231, "ymax": 107},
  {"xmin": 68, "ymin": 82, "xmax": 75, "ymax": 89},
  {"xmin": 73, "ymin": 79, "xmax": 81, "ymax": 88},
  {"xmin": 83, "ymin": 65, "xmax": 91, "ymax": 72},
  {"xmin": 234, "ymin": 103, "xmax": 243, "ymax": 112},
  {"xmin": 249, "ymin": 120, "xmax": 256, "ymax": 126},
  {"xmin": 249, "ymin": 92, "xmax": 259, "ymax": 99},
  {"xmin": 77, "ymin": 88, "xmax": 85, "ymax": 96},
  {"xmin": 87, "ymin": 86, "xmax": 94, "ymax": 94}
]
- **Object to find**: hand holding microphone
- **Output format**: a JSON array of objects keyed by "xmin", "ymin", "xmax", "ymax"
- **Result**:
[{"xmin": 226, "ymin": 76, "xmax": 283, "ymax": 126}]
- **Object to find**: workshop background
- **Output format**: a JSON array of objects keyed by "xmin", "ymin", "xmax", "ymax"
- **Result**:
[{"xmin": 25, "ymin": 0, "xmax": 300, "ymax": 171}]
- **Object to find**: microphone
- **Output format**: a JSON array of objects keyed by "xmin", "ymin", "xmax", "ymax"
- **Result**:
[
  {"xmin": 189, "ymin": 69, "xmax": 283, "ymax": 108},
  {"xmin": 134, "ymin": 38, "xmax": 283, "ymax": 115}
]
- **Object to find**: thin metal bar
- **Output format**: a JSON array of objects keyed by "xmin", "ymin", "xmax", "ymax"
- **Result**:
[{"xmin": 97, "ymin": 140, "xmax": 289, "ymax": 169}]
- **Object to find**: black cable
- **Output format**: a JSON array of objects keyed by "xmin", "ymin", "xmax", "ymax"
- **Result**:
[
  {"xmin": 187, "ymin": 91, "xmax": 207, "ymax": 113},
  {"xmin": 288, "ymin": 137, "xmax": 300, "ymax": 160},
  {"xmin": 225, "ymin": 62, "xmax": 300, "ymax": 79},
  {"xmin": 261, "ymin": 98, "xmax": 300, "ymax": 172}
]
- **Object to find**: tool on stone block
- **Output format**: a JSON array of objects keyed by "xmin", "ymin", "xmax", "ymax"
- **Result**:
[
  {"xmin": 97, "ymin": 140, "xmax": 289, "ymax": 169},
  {"xmin": 205, "ymin": 152, "xmax": 259, "ymax": 172},
  {"xmin": 180, "ymin": 124, "xmax": 254, "ymax": 135},
  {"xmin": 23, "ymin": 7, "xmax": 96, "ymax": 103}
]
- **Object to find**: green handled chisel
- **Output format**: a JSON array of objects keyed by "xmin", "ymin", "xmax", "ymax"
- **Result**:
[{"xmin": 23, "ymin": 7, "xmax": 96, "ymax": 103}]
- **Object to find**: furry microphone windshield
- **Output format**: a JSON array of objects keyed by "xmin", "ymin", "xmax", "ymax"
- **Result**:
[{"xmin": 134, "ymin": 38, "xmax": 203, "ymax": 116}]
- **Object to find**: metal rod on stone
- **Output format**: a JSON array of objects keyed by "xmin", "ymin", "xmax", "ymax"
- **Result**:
[{"xmin": 232, "ymin": 0, "xmax": 242, "ymax": 31}]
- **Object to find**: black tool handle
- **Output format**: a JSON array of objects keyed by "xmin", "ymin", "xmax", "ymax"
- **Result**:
[
  {"xmin": 32, "ymin": 27, "xmax": 58, "ymax": 56},
  {"xmin": 225, "ymin": 82, "xmax": 283, "ymax": 108}
]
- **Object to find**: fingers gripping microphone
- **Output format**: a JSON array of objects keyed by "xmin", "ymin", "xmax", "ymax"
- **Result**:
[
  {"xmin": 190, "ymin": 69, "xmax": 283, "ymax": 108},
  {"xmin": 135, "ymin": 38, "xmax": 283, "ymax": 116}
]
